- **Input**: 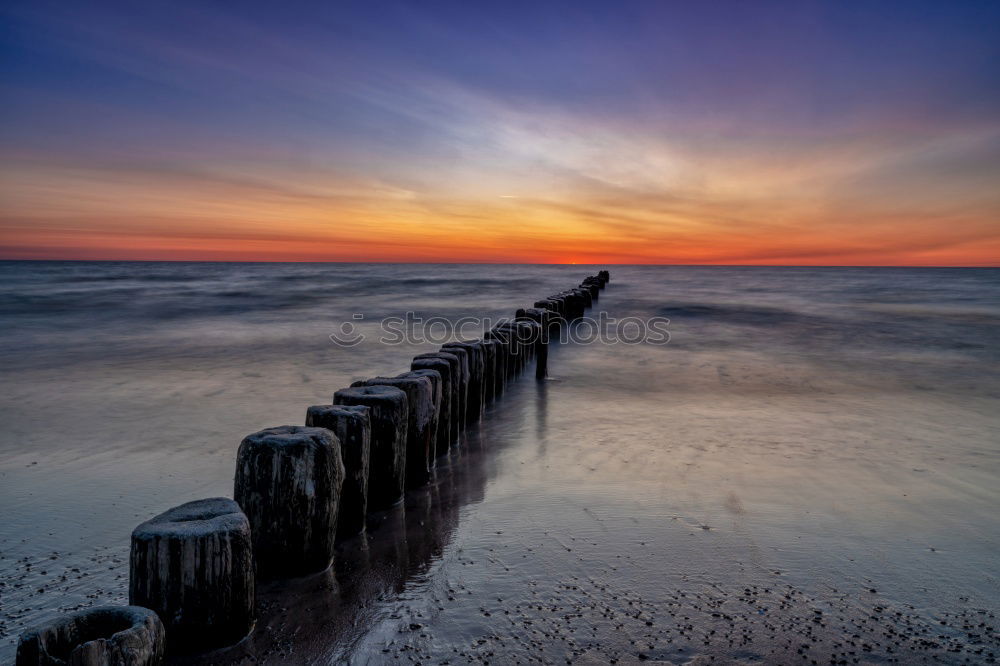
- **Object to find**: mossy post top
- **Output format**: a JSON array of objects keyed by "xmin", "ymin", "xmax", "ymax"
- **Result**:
[
  {"xmin": 239, "ymin": 425, "xmax": 339, "ymax": 452},
  {"xmin": 131, "ymin": 497, "xmax": 248, "ymax": 541},
  {"xmin": 334, "ymin": 384, "xmax": 407, "ymax": 405}
]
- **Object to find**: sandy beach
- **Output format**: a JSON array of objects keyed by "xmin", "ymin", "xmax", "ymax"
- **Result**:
[{"xmin": 1, "ymin": 263, "xmax": 997, "ymax": 663}]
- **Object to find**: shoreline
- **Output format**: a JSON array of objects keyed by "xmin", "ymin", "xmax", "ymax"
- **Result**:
[{"xmin": 2, "ymin": 265, "xmax": 997, "ymax": 664}]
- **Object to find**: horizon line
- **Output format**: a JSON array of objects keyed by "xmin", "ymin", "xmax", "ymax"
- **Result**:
[{"xmin": 1, "ymin": 258, "xmax": 997, "ymax": 268}]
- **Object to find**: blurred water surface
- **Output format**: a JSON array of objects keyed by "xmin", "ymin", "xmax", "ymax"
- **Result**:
[{"xmin": 1, "ymin": 262, "xmax": 998, "ymax": 663}]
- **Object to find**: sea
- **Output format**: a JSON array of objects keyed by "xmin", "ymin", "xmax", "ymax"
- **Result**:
[{"xmin": 1, "ymin": 262, "xmax": 998, "ymax": 663}]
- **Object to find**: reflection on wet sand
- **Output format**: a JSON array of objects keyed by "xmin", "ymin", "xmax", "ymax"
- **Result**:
[{"xmin": 182, "ymin": 425, "xmax": 494, "ymax": 664}]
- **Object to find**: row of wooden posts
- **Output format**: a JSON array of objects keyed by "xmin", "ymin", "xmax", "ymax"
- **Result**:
[{"xmin": 15, "ymin": 271, "xmax": 611, "ymax": 665}]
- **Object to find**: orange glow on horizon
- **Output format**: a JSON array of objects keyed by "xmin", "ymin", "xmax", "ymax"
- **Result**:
[
  {"xmin": 3, "ymin": 218, "xmax": 998, "ymax": 266},
  {"xmin": 2, "ymin": 139, "xmax": 998, "ymax": 267}
]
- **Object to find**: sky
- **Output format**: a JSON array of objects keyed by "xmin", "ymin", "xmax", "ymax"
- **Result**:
[{"xmin": 1, "ymin": 0, "xmax": 998, "ymax": 264}]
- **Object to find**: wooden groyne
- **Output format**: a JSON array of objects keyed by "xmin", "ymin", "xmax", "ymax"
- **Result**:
[{"xmin": 15, "ymin": 270, "xmax": 611, "ymax": 665}]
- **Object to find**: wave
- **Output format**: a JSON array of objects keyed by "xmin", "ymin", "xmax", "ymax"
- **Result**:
[{"xmin": 656, "ymin": 303, "xmax": 819, "ymax": 327}]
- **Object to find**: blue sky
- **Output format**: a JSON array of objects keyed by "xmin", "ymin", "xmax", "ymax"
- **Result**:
[{"xmin": 2, "ymin": 0, "xmax": 998, "ymax": 263}]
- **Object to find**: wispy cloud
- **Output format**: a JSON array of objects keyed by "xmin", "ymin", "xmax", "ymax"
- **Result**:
[{"xmin": 1, "ymin": 1, "xmax": 998, "ymax": 263}]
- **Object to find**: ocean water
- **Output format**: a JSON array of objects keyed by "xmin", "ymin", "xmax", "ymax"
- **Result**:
[{"xmin": 1, "ymin": 262, "xmax": 998, "ymax": 663}]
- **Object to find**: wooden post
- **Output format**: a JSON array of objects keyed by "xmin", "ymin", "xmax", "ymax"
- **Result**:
[
  {"xmin": 409, "ymin": 358, "xmax": 454, "ymax": 454},
  {"xmin": 350, "ymin": 375, "xmax": 436, "ymax": 488},
  {"xmin": 129, "ymin": 498, "xmax": 254, "ymax": 654},
  {"xmin": 482, "ymin": 334, "xmax": 507, "ymax": 396},
  {"xmin": 16, "ymin": 606, "xmax": 165, "ymax": 666},
  {"xmin": 478, "ymin": 338, "xmax": 498, "ymax": 403},
  {"xmin": 516, "ymin": 309, "xmax": 549, "ymax": 380},
  {"xmin": 333, "ymin": 385, "xmax": 408, "ymax": 509},
  {"xmin": 234, "ymin": 426, "xmax": 345, "ymax": 578},
  {"xmin": 437, "ymin": 347, "xmax": 470, "ymax": 429},
  {"xmin": 305, "ymin": 405, "xmax": 371, "ymax": 540},
  {"xmin": 398, "ymin": 369, "xmax": 442, "ymax": 459},
  {"xmin": 413, "ymin": 351, "xmax": 463, "ymax": 447},
  {"xmin": 443, "ymin": 341, "xmax": 485, "ymax": 425}
]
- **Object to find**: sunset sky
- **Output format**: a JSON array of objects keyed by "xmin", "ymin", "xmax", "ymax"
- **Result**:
[{"xmin": 1, "ymin": 1, "xmax": 998, "ymax": 264}]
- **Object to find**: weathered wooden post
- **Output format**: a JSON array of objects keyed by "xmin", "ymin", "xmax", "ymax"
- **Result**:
[
  {"xmin": 351, "ymin": 374, "xmax": 436, "ymax": 488},
  {"xmin": 534, "ymin": 298, "xmax": 563, "ymax": 324},
  {"xmin": 413, "ymin": 351, "xmax": 463, "ymax": 447},
  {"xmin": 497, "ymin": 331, "xmax": 512, "ymax": 387},
  {"xmin": 517, "ymin": 309, "xmax": 549, "ymax": 379},
  {"xmin": 305, "ymin": 405, "xmax": 371, "ymax": 540},
  {"xmin": 16, "ymin": 606, "xmax": 165, "ymax": 666},
  {"xmin": 486, "ymin": 326, "xmax": 509, "ymax": 380},
  {"xmin": 565, "ymin": 290, "xmax": 587, "ymax": 317},
  {"xmin": 437, "ymin": 346, "xmax": 470, "ymax": 428},
  {"xmin": 537, "ymin": 298, "xmax": 567, "ymax": 338},
  {"xmin": 554, "ymin": 294, "xmax": 572, "ymax": 319},
  {"xmin": 548, "ymin": 295, "xmax": 570, "ymax": 320},
  {"xmin": 483, "ymin": 334, "xmax": 507, "ymax": 396},
  {"xmin": 504, "ymin": 324, "xmax": 518, "ymax": 377},
  {"xmin": 503, "ymin": 322, "xmax": 526, "ymax": 375},
  {"xmin": 516, "ymin": 307, "xmax": 546, "ymax": 327},
  {"xmin": 517, "ymin": 320, "xmax": 539, "ymax": 368},
  {"xmin": 398, "ymin": 368, "xmax": 443, "ymax": 458},
  {"xmin": 539, "ymin": 306, "xmax": 558, "ymax": 335},
  {"xmin": 441, "ymin": 343, "xmax": 475, "ymax": 424},
  {"xmin": 129, "ymin": 498, "xmax": 255, "ymax": 654},
  {"xmin": 234, "ymin": 426, "xmax": 345, "ymax": 579},
  {"xmin": 514, "ymin": 320, "xmax": 537, "ymax": 368},
  {"xmin": 443, "ymin": 341, "xmax": 485, "ymax": 425},
  {"xmin": 334, "ymin": 385, "xmax": 408, "ymax": 509},
  {"xmin": 468, "ymin": 340, "xmax": 486, "ymax": 414},
  {"xmin": 409, "ymin": 358, "xmax": 453, "ymax": 454},
  {"xmin": 535, "ymin": 321, "xmax": 548, "ymax": 379},
  {"xmin": 487, "ymin": 325, "xmax": 517, "ymax": 382},
  {"xmin": 549, "ymin": 292, "xmax": 575, "ymax": 319},
  {"xmin": 479, "ymin": 338, "xmax": 498, "ymax": 403}
]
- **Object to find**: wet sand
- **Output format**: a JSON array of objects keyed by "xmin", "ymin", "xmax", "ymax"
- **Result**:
[
  {"xmin": 2, "ymin": 264, "xmax": 999, "ymax": 663},
  {"xmin": 176, "ymin": 343, "xmax": 1000, "ymax": 663}
]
